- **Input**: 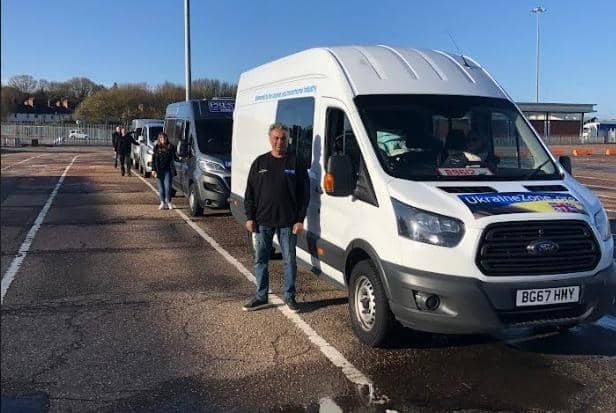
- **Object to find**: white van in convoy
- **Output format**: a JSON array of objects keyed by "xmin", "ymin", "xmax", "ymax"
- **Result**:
[
  {"xmin": 230, "ymin": 46, "xmax": 615, "ymax": 346},
  {"xmin": 130, "ymin": 119, "xmax": 164, "ymax": 175}
]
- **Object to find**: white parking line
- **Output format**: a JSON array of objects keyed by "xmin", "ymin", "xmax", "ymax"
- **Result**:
[
  {"xmin": 136, "ymin": 175, "xmax": 386, "ymax": 403},
  {"xmin": 595, "ymin": 316, "xmax": 616, "ymax": 332},
  {"xmin": 0, "ymin": 154, "xmax": 43, "ymax": 171},
  {"xmin": 1, "ymin": 155, "xmax": 79, "ymax": 304}
]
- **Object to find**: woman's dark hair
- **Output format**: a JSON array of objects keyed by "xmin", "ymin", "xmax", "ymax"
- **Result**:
[{"xmin": 156, "ymin": 132, "xmax": 170, "ymax": 151}]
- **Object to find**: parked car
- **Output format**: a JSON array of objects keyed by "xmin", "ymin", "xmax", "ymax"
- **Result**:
[
  {"xmin": 68, "ymin": 130, "xmax": 88, "ymax": 141},
  {"xmin": 163, "ymin": 99, "xmax": 234, "ymax": 216},
  {"xmin": 230, "ymin": 46, "xmax": 615, "ymax": 347}
]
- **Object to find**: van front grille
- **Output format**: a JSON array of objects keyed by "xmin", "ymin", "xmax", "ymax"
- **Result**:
[{"xmin": 477, "ymin": 220, "xmax": 600, "ymax": 276}]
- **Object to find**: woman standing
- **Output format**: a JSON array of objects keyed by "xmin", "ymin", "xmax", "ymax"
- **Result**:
[{"xmin": 152, "ymin": 132, "xmax": 176, "ymax": 210}]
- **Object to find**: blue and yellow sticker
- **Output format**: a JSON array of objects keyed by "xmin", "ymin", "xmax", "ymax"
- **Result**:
[{"xmin": 458, "ymin": 192, "xmax": 586, "ymax": 218}]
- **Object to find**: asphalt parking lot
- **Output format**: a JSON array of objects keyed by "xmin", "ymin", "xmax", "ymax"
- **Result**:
[{"xmin": 1, "ymin": 147, "xmax": 615, "ymax": 412}]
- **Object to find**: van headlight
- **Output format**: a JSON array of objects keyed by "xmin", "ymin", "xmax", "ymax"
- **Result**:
[
  {"xmin": 198, "ymin": 159, "xmax": 226, "ymax": 172},
  {"xmin": 593, "ymin": 208, "xmax": 611, "ymax": 241},
  {"xmin": 391, "ymin": 198, "xmax": 464, "ymax": 247}
]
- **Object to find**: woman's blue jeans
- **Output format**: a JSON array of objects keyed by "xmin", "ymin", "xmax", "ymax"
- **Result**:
[
  {"xmin": 254, "ymin": 225, "xmax": 297, "ymax": 301},
  {"xmin": 156, "ymin": 169, "xmax": 172, "ymax": 203}
]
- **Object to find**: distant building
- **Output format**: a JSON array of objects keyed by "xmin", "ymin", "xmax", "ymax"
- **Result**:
[
  {"xmin": 8, "ymin": 97, "xmax": 73, "ymax": 123},
  {"xmin": 516, "ymin": 102, "xmax": 595, "ymax": 141}
]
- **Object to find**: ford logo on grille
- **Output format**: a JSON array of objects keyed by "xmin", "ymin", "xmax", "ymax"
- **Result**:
[{"xmin": 527, "ymin": 240, "xmax": 559, "ymax": 256}]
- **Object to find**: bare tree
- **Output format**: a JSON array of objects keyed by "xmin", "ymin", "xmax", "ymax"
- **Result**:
[{"xmin": 8, "ymin": 75, "xmax": 38, "ymax": 94}]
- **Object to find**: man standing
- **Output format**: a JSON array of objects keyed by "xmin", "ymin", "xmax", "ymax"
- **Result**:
[
  {"xmin": 117, "ymin": 127, "xmax": 138, "ymax": 176},
  {"xmin": 243, "ymin": 123, "xmax": 310, "ymax": 312},
  {"xmin": 111, "ymin": 126, "xmax": 121, "ymax": 168}
]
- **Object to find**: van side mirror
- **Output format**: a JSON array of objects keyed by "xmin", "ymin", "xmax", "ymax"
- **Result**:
[
  {"xmin": 324, "ymin": 154, "xmax": 354, "ymax": 196},
  {"xmin": 559, "ymin": 155, "xmax": 572, "ymax": 174},
  {"xmin": 177, "ymin": 141, "xmax": 188, "ymax": 158}
]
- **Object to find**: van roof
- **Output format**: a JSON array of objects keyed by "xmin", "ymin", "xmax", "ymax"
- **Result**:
[{"xmin": 238, "ymin": 45, "xmax": 508, "ymax": 100}]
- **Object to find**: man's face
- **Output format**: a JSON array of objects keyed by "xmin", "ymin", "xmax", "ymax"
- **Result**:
[
  {"xmin": 269, "ymin": 128, "xmax": 288, "ymax": 155},
  {"xmin": 116, "ymin": 127, "xmax": 121, "ymax": 133},
  {"xmin": 120, "ymin": 128, "xmax": 126, "ymax": 135}
]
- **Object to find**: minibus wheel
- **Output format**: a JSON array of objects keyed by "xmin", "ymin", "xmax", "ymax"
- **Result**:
[
  {"xmin": 348, "ymin": 259, "xmax": 394, "ymax": 347},
  {"xmin": 188, "ymin": 183, "xmax": 203, "ymax": 216}
]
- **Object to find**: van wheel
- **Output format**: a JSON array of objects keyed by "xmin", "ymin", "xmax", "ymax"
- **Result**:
[
  {"xmin": 348, "ymin": 259, "xmax": 394, "ymax": 347},
  {"xmin": 188, "ymin": 184, "xmax": 203, "ymax": 216}
]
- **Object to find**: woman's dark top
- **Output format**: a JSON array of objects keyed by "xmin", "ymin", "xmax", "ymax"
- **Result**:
[{"xmin": 152, "ymin": 143, "xmax": 176, "ymax": 174}]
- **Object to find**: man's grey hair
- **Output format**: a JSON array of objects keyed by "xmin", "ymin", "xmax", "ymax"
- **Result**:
[{"xmin": 268, "ymin": 122, "xmax": 289, "ymax": 136}]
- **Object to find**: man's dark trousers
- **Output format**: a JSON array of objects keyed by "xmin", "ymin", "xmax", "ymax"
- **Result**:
[{"xmin": 119, "ymin": 154, "xmax": 131, "ymax": 176}]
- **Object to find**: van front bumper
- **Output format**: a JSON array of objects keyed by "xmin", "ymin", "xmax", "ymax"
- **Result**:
[
  {"xmin": 197, "ymin": 172, "xmax": 230, "ymax": 208},
  {"xmin": 384, "ymin": 262, "xmax": 616, "ymax": 334}
]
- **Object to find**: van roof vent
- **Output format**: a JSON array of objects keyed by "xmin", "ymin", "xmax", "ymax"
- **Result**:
[
  {"xmin": 524, "ymin": 185, "xmax": 568, "ymax": 192},
  {"xmin": 439, "ymin": 186, "xmax": 497, "ymax": 194}
]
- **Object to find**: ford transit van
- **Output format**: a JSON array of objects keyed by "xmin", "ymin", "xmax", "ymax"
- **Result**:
[
  {"xmin": 230, "ymin": 46, "xmax": 615, "ymax": 346},
  {"xmin": 164, "ymin": 99, "xmax": 234, "ymax": 215}
]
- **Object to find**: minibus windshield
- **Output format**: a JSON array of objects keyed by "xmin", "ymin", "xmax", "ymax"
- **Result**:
[
  {"xmin": 356, "ymin": 95, "xmax": 560, "ymax": 181},
  {"xmin": 195, "ymin": 118, "xmax": 233, "ymax": 155},
  {"xmin": 149, "ymin": 126, "xmax": 162, "ymax": 142}
]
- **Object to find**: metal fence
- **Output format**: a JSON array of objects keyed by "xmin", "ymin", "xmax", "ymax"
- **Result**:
[
  {"xmin": 541, "ymin": 135, "xmax": 614, "ymax": 145},
  {"xmin": 1, "ymin": 122, "xmax": 115, "ymax": 146}
]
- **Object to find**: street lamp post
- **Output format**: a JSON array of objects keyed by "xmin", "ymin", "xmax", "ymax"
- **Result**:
[
  {"xmin": 184, "ymin": 0, "xmax": 192, "ymax": 101},
  {"xmin": 531, "ymin": 6, "xmax": 546, "ymax": 103}
]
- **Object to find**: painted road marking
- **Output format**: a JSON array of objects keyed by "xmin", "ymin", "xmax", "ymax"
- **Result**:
[
  {"xmin": 1, "ymin": 155, "xmax": 79, "ymax": 304},
  {"xmin": 136, "ymin": 175, "xmax": 386, "ymax": 404},
  {"xmin": 595, "ymin": 316, "xmax": 616, "ymax": 332},
  {"xmin": 0, "ymin": 154, "xmax": 43, "ymax": 171}
]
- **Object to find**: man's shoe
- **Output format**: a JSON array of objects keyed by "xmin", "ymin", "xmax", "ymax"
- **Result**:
[
  {"xmin": 158, "ymin": 202, "xmax": 165, "ymax": 210},
  {"xmin": 166, "ymin": 202, "xmax": 173, "ymax": 210},
  {"xmin": 242, "ymin": 296, "xmax": 268, "ymax": 311},
  {"xmin": 285, "ymin": 297, "xmax": 299, "ymax": 313}
]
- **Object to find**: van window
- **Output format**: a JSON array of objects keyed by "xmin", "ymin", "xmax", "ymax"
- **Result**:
[
  {"xmin": 164, "ymin": 119, "xmax": 177, "ymax": 145},
  {"xmin": 149, "ymin": 126, "xmax": 163, "ymax": 142},
  {"xmin": 356, "ymin": 94, "xmax": 558, "ymax": 181},
  {"xmin": 275, "ymin": 97, "xmax": 314, "ymax": 165},
  {"xmin": 325, "ymin": 108, "xmax": 360, "ymax": 173},
  {"xmin": 195, "ymin": 118, "xmax": 233, "ymax": 154}
]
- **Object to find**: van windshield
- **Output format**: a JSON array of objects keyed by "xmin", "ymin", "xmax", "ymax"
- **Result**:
[
  {"xmin": 149, "ymin": 126, "xmax": 163, "ymax": 142},
  {"xmin": 195, "ymin": 118, "xmax": 233, "ymax": 155},
  {"xmin": 355, "ymin": 95, "xmax": 560, "ymax": 181}
]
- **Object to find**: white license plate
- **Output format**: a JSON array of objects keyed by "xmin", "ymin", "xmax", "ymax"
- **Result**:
[{"xmin": 515, "ymin": 286, "xmax": 580, "ymax": 307}]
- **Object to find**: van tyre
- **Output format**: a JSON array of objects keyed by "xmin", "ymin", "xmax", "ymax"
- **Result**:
[
  {"xmin": 349, "ymin": 259, "xmax": 394, "ymax": 347},
  {"xmin": 188, "ymin": 184, "xmax": 203, "ymax": 216}
]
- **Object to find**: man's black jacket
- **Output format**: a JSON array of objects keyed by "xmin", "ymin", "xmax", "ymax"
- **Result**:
[
  {"xmin": 244, "ymin": 152, "xmax": 310, "ymax": 228},
  {"xmin": 117, "ymin": 134, "xmax": 138, "ymax": 155}
]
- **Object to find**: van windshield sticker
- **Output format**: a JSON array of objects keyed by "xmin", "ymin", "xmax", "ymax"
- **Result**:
[
  {"xmin": 438, "ymin": 168, "xmax": 493, "ymax": 176},
  {"xmin": 208, "ymin": 101, "xmax": 235, "ymax": 113},
  {"xmin": 458, "ymin": 192, "xmax": 586, "ymax": 218},
  {"xmin": 255, "ymin": 85, "xmax": 317, "ymax": 102}
]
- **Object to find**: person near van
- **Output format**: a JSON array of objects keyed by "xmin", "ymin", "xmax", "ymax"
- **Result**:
[
  {"xmin": 242, "ymin": 123, "xmax": 310, "ymax": 312},
  {"xmin": 151, "ymin": 132, "xmax": 177, "ymax": 210},
  {"xmin": 112, "ymin": 126, "xmax": 121, "ymax": 168},
  {"xmin": 117, "ymin": 127, "xmax": 138, "ymax": 176}
]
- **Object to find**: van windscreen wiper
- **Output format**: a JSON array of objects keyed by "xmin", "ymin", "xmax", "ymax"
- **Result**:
[{"xmin": 523, "ymin": 159, "xmax": 552, "ymax": 179}]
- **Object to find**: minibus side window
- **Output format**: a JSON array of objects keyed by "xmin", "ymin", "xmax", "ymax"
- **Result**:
[{"xmin": 275, "ymin": 97, "xmax": 315, "ymax": 166}]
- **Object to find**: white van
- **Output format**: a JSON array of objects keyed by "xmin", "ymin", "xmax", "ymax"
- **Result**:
[
  {"xmin": 230, "ymin": 46, "xmax": 615, "ymax": 346},
  {"xmin": 130, "ymin": 119, "xmax": 164, "ymax": 174}
]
